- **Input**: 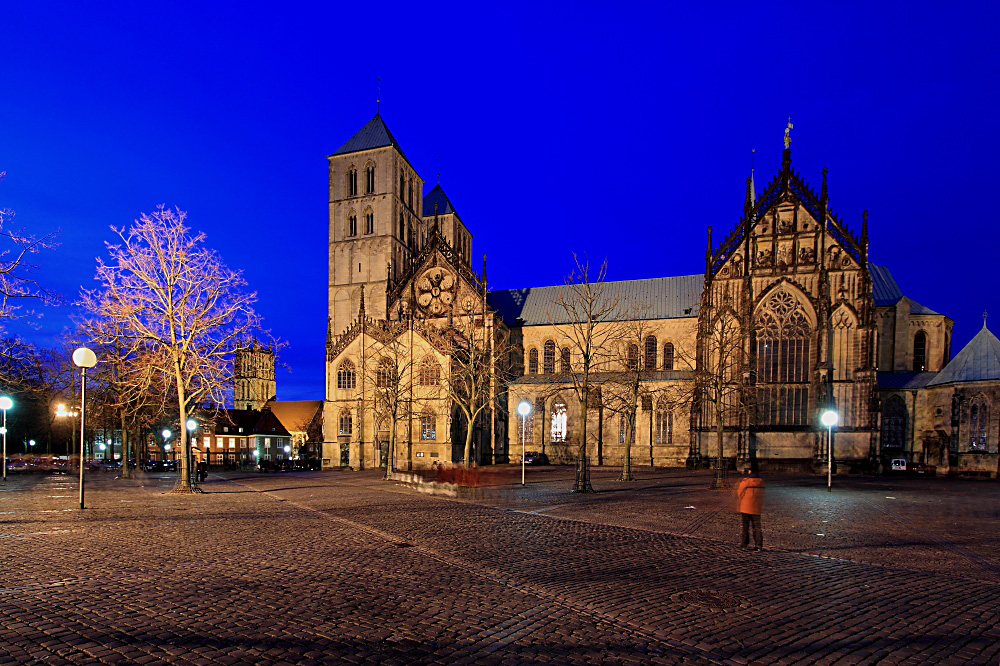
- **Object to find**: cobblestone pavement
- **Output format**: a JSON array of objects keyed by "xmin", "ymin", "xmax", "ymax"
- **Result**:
[{"xmin": 0, "ymin": 467, "xmax": 998, "ymax": 665}]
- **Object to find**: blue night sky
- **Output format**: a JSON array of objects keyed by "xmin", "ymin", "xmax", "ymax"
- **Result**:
[{"xmin": 2, "ymin": 2, "xmax": 997, "ymax": 400}]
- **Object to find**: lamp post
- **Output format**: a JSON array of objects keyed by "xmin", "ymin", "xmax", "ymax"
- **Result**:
[
  {"xmin": 517, "ymin": 400, "xmax": 532, "ymax": 486},
  {"xmin": 56, "ymin": 404, "xmax": 79, "ymax": 460},
  {"xmin": 162, "ymin": 429, "xmax": 172, "ymax": 467},
  {"xmin": 0, "ymin": 396, "xmax": 12, "ymax": 481},
  {"xmin": 186, "ymin": 419, "xmax": 197, "ymax": 481},
  {"xmin": 73, "ymin": 347, "xmax": 97, "ymax": 510},
  {"xmin": 821, "ymin": 409, "xmax": 838, "ymax": 492}
]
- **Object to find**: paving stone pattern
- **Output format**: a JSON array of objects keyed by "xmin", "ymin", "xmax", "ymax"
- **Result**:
[{"xmin": 0, "ymin": 467, "xmax": 998, "ymax": 665}]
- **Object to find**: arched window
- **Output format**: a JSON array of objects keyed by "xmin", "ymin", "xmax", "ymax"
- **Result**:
[
  {"xmin": 560, "ymin": 347, "xmax": 571, "ymax": 374},
  {"xmin": 969, "ymin": 396, "xmax": 989, "ymax": 451},
  {"xmin": 337, "ymin": 360, "xmax": 356, "ymax": 390},
  {"xmin": 519, "ymin": 402, "xmax": 534, "ymax": 444},
  {"xmin": 364, "ymin": 208, "xmax": 374, "ymax": 235},
  {"xmin": 543, "ymin": 340, "xmax": 556, "ymax": 374},
  {"xmin": 880, "ymin": 395, "xmax": 906, "ymax": 450},
  {"xmin": 644, "ymin": 336, "xmax": 657, "ymax": 370},
  {"xmin": 626, "ymin": 344, "xmax": 639, "ymax": 370},
  {"xmin": 528, "ymin": 348, "xmax": 538, "ymax": 374},
  {"xmin": 663, "ymin": 342, "xmax": 674, "ymax": 370},
  {"xmin": 364, "ymin": 163, "xmax": 375, "ymax": 194},
  {"xmin": 551, "ymin": 399, "xmax": 567, "ymax": 442},
  {"xmin": 399, "ymin": 170, "xmax": 405, "ymax": 197},
  {"xmin": 399, "ymin": 211, "xmax": 405, "ymax": 239},
  {"xmin": 913, "ymin": 331, "xmax": 927, "ymax": 372},
  {"xmin": 654, "ymin": 402, "xmax": 673, "ymax": 444},
  {"xmin": 419, "ymin": 359, "xmax": 441, "ymax": 386},
  {"xmin": 339, "ymin": 411, "xmax": 353, "ymax": 435},
  {"xmin": 408, "ymin": 178, "xmax": 414, "ymax": 210},
  {"xmin": 348, "ymin": 166, "xmax": 358, "ymax": 196},
  {"xmin": 376, "ymin": 359, "xmax": 395, "ymax": 388},
  {"xmin": 618, "ymin": 415, "xmax": 636, "ymax": 444},
  {"xmin": 755, "ymin": 290, "xmax": 812, "ymax": 426},
  {"xmin": 420, "ymin": 412, "xmax": 436, "ymax": 440},
  {"xmin": 347, "ymin": 210, "xmax": 357, "ymax": 237}
]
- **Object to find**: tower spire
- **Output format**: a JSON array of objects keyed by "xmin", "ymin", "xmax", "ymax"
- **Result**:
[
  {"xmin": 705, "ymin": 226, "xmax": 713, "ymax": 278},
  {"xmin": 377, "ymin": 77, "xmax": 381, "ymax": 114}
]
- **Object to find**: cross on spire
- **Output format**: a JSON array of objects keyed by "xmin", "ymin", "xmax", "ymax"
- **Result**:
[
  {"xmin": 984, "ymin": 309, "xmax": 989, "ymax": 327},
  {"xmin": 784, "ymin": 117, "xmax": 793, "ymax": 149},
  {"xmin": 377, "ymin": 77, "xmax": 381, "ymax": 114}
]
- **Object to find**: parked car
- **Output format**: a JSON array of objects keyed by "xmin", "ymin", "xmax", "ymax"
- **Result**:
[
  {"xmin": 6, "ymin": 458, "xmax": 31, "ymax": 474},
  {"xmin": 523, "ymin": 451, "xmax": 549, "ymax": 466},
  {"xmin": 906, "ymin": 461, "xmax": 937, "ymax": 475},
  {"xmin": 889, "ymin": 458, "xmax": 907, "ymax": 473},
  {"xmin": 87, "ymin": 459, "xmax": 122, "ymax": 473}
]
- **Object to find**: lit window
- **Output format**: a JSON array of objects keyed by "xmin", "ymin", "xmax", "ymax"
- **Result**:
[
  {"xmin": 339, "ymin": 412, "xmax": 352, "ymax": 435},
  {"xmin": 969, "ymin": 396, "xmax": 989, "ymax": 451},
  {"xmin": 551, "ymin": 399, "xmax": 567, "ymax": 442}
]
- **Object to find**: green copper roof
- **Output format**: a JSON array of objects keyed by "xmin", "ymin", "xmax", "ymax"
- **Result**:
[{"xmin": 927, "ymin": 324, "xmax": 1000, "ymax": 386}]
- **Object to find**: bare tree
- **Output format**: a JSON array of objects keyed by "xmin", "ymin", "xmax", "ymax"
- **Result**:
[
  {"xmin": 552, "ymin": 255, "xmax": 619, "ymax": 493},
  {"xmin": 697, "ymin": 299, "xmax": 752, "ymax": 488},
  {"xmin": 80, "ymin": 206, "xmax": 266, "ymax": 492},
  {"xmin": 439, "ymin": 277, "xmax": 510, "ymax": 467},
  {"xmin": 600, "ymin": 315, "xmax": 658, "ymax": 482},
  {"xmin": 362, "ymin": 323, "xmax": 419, "ymax": 479},
  {"xmin": 0, "ymin": 171, "xmax": 56, "ymax": 334}
]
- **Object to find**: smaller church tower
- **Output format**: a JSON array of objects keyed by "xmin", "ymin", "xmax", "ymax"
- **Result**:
[{"xmin": 234, "ymin": 340, "xmax": 276, "ymax": 411}]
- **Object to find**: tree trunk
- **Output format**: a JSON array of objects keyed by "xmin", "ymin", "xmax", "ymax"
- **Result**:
[
  {"xmin": 173, "ymin": 363, "xmax": 194, "ymax": 492},
  {"xmin": 383, "ymin": 414, "xmax": 395, "ymax": 480},
  {"xmin": 120, "ymin": 412, "xmax": 131, "ymax": 479},
  {"xmin": 620, "ymin": 409, "xmax": 635, "ymax": 481},
  {"xmin": 575, "ymin": 383, "xmax": 593, "ymax": 492},
  {"xmin": 463, "ymin": 410, "xmax": 476, "ymax": 467}
]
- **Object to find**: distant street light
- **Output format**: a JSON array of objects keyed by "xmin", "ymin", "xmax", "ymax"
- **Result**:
[
  {"xmin": 162, "ymin": 429, "xmax": 172, "ymax": 465},
  {"xmin": 0, "ymin": 395, "xmax": 12, "ymax": 481},
  {"xmin": 821, "ymin": 409, "xmax": 839, "ymax": 492},
  {"xmin": 186, "ymin": 420, "xmax": 197, "ymax": 481},
  {"xmin": 517, "ymin": 400, "xmax": 532, "ymax": 486},
  {"xmin": 56, "ymin": 404, "xmax": 79, "ymax": 460},
  {"xmin": 72, "ymin": 347, "xmax": 97, "ymax": 510}
]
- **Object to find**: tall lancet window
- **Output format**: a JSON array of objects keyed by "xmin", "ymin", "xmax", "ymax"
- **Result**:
[
  {"xmin": 913, "ymin": 331, "xmax": 927, "ymax": 372},
  {"xmin": 755, "ymin": 290, "xmax": 812, "ymax": 426}
]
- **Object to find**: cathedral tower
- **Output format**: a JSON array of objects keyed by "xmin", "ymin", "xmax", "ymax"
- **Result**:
[
  {"xmin": 234, "ymin": 340, "xmax": 276, "ymax": 410},
  {"xmin": 327, "ymin": 114, "xmax": 425, "ymax": 339}
]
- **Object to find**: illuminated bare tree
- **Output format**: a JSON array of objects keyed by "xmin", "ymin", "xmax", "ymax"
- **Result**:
[
  {"xmin": 0, "ymin": 171, "xmax": 56, "ymax": 335},
  {"xmin": 362, "ymin": 325, "xmax": 419, "ymax": 479},
  {"xmin": 80, "ymin": 206, "xmax": 266, "ymax": 492},
  {"xmin": 552, "ymin": 255, "xmax": 619, "ymax": 493},
  {"xmin": 440, "ymin": 280, "xmax": 510, "ymax": 467},
  {"xmin": 697, "ymin": 301, "xmax": 752, "ymax": 489}
]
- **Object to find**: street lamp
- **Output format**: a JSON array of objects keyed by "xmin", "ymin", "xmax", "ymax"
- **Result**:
[
  {"xmin": 517, "ymin": 400, "xmax": 532, "ymax": 486},
  {"xmin": 0, "ymin": 395, "xmax": 12, "ymax": 481},
  {"xmin": 186, "ymin": 419, "xmax": 197, "ymax": 481},
  {"xmin": 56, "ymin": 404, "xmax": 79, "ymax": 460},
  {"xmin": 821, "ymin": 409, "xmax": 839, "ymax": 492},
  {"xmin": 162, "ymin": 429, "xmax": 172, "ymax": 466},
  {"xmin": 73, "ymin": 347, "xmax": 97, "ymax": 510}
]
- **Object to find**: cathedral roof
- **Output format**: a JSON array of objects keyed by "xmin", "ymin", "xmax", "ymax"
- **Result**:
[
  {"xmin": 927, "ymin": 323, "xmax": 1000, "ymax": 387},
  {"xmin": 488, "ymin": 274, "xmax": 704, "ymax": 326},
  {"xmin": 869, "ymin": 264, "xmax": 940, "ymax": 314},
  {"xmin": 422, "ymin": 183, "xmax": 460, "ymax": 218},
  {"xmin": 877, "ymin": 371, "xmax": 938, "ymax": 390},
  {"xmin": 331, "ymin": 113, "xmax": 409, "ymax": 161}
]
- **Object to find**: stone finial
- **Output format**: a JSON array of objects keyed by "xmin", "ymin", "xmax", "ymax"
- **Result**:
[{"xmin": 784, "ymin": 117, "xmax": 793, "ymax": 149}]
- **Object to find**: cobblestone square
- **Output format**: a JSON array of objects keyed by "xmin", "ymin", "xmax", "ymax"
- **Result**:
[{"xmin": 1, "ymin": 467, "xmax": 998, "ymax": 665}]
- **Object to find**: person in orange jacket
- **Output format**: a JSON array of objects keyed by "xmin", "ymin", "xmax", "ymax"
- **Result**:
[{"xmin": 734, "ymin": 468, "xmax": 765, "ymax": 551}]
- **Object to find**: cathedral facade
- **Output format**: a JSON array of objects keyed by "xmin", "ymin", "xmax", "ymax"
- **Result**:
[{"xmin": 321, "ymin": 114, "xmax": 999, "ymax": 478}]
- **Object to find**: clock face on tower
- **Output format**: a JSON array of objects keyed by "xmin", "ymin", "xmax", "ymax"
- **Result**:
[{"xmin": 416, "ymin": 267, "xmax": 456, "ymax": 315}]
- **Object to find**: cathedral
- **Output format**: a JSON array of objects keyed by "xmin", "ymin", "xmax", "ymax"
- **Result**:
[{"xmin": 321, "ymin": 114, "xmax": 1000, "ymax": 478}]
